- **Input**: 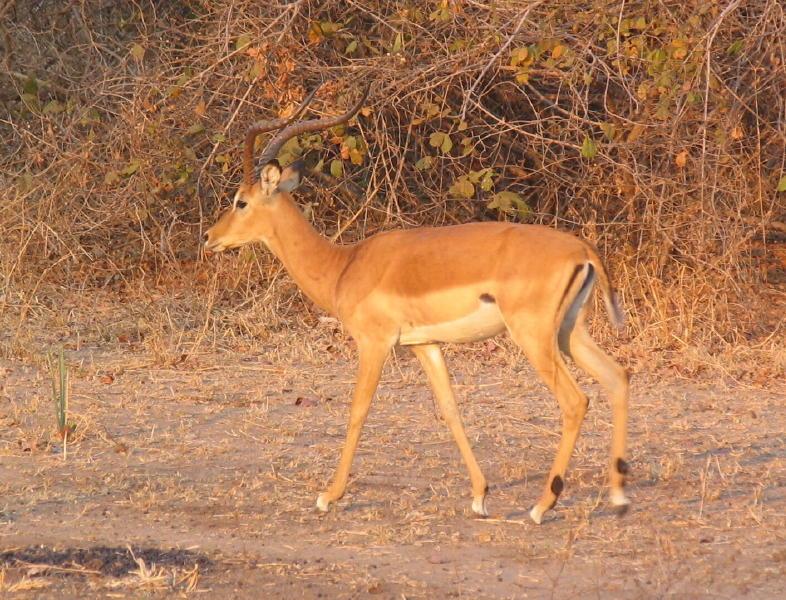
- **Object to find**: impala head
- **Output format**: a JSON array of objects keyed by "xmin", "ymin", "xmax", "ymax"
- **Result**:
[
  {"xmin": 204, "ymin": 160, "xmax": 304, "ymax": 252},
  {"xmin": 204, "ymin": 83, "xmax": 369, "ymax": 253}
]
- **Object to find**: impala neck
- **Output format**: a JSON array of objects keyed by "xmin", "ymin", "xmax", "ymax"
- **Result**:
[{"xmin": 263, "ymin": 195, "xmax": 349, "ymax": 314}]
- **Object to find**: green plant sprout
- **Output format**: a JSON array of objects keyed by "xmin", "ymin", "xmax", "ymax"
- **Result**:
[{"xmin": 47, "ymin": 348, "xmax": 75, "ymax": 457}]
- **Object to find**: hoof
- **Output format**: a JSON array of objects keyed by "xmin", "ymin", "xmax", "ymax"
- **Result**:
[
  {"xmin": 529, "ymin": 505, "xmax": 544, "ymax": 525},
  {"xmin": 614, "ymin": 502, "xmax": 630, "ymax": 517},
  {"xmin": 316, "ymin": 493, "xmax": 331, "ymax": 512},
  {"xmin": 472, "ymin": 495, "xmax": 488, "ymax": 518},
  {"xmin": 610, "ymin": 490, "xmax": 630, "ymax": 516}
]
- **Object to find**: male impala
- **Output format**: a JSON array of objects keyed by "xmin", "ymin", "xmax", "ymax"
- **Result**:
[{"xmin": 204, "ymin": 85, "xmax": 631, "ymax": 524}]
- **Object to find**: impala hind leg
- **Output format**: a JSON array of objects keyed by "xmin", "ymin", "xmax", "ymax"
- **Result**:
[
  {"xmin": 565, "ymin": 316, "xmax": 631, "ymax": 512},
  {"xmin": 507, "ymin": 320, "xmax": 588, "ymax": 524},
  {"xmin": 316, "ymin": 344, "xmax": 388, "ymax": 512},
  {"xmin": 412, "ymin": 344, "xmax": 489, "ymax": 517}
]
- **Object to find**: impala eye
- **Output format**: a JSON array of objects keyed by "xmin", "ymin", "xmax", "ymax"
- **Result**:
[{"xmin": 236, "ymin": 200, "xmax": 247, "ymax": 209}]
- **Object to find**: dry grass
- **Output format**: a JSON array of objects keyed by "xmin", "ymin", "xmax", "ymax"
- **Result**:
[{"xmin": 0, "ymin": 0, "xmax": 784, "ymax": 372}]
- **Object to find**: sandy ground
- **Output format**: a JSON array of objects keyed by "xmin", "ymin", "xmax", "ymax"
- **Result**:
[{"xmin": 1, "ymin": 341, "xmax": 785, "ymax": 598}]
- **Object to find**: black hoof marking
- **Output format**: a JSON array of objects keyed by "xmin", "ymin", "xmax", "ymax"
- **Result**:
[
  {"xmin": 550, "ymin": 475, "xmax": 564, "ymax": 497},
  {"xmin": 614, "ymin": 503, "xmax": 630, "ymax": 518},
  {"xmin": 616, "ymin": 458, "xmax": 630, "ymax": 475},
  {"xmin": 479, "ymin": 293, "xmax": 496, "ymax": 303}
]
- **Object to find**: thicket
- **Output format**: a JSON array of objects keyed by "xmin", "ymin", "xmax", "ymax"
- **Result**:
[{"xmin": 1, "ymin": 0, "xmax": 784, "ymax": 365}]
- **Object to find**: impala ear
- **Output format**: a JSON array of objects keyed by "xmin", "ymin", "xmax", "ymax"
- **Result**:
[
  {"xmin": 277, "ymin": 160, "xmax": 303, "ymax": 193},
  {"xmin": 259, "ymin": 160, "xmax": 282, "ymax": 195}
]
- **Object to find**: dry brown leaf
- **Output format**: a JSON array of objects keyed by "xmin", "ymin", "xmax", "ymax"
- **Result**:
[{"xmin": 675, "ymin": 150, "xmax": 688, "ymax": 168}]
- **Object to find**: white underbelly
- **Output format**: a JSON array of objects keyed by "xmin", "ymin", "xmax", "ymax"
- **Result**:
[{"xmin": 398, "ymin": 302, "xmax": 506, "ymax": 345}]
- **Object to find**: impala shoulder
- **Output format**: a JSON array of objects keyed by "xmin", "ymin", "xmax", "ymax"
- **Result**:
[{"xmin": 332, "ymin": 242, "xmax": 389, "ymax": 307}]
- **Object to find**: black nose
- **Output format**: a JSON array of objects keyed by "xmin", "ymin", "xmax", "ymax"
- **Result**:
[{"xmin": 202, "ymin": 232, "xmax": 209, "ymax": 243}]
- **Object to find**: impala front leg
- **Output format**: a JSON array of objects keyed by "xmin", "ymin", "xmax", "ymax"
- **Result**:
[{"xmin": 316, "ymin": 343, "xmax": 388, "ymax": 511}]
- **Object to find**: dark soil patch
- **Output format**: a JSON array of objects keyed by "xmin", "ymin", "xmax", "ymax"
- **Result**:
[{"xmin": 0, "ymin": 545, "xmax": 212, "ymax": 578}]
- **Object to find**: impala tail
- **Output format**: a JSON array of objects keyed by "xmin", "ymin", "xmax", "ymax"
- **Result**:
[
  {"xmin": 558, "ymin": 250, "xmax": 624, "ymax": 353},
  {"xmin": 589, "ymin": 254, "xmax": 624, "ymax": 330}
]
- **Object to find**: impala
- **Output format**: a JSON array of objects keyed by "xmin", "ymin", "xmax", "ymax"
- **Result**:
[{"xmin": 204, "ymin": 84, "xmax": 631, "ymax": 524}]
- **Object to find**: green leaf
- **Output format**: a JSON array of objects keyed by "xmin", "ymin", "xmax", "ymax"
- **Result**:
[
  {"xmin": 600, "ymin": 122, "xmax": 616, "ymax": 141},
  {"xmin": 428, "ymin": 132, "xmax": 443, "ymax": 148},
  {"xmin": 632, "ymin": 16, "xmax": 647, "ymax": 30},
  {"xmin": 415, "ymin": 156, "xmax": 433, "ymax": 171},
  {"xmin": 726, "ymin": 40, "xmax": 744, "ymax": 56},
  {"xmin": 22, "ymin": 75, "xmax": 38, "ymax": 96},
  {"xmin": 248, "ymin": 61, "xmax": 264, "ymax": 81},
  {"xmin": 392, "ymin": 31, "xmax": 403, "ymax": 53},
  {"xmin": 440, "ymin": 134, "xmax": 453, "ymax": 154},
  {"xmin": 320, "ymin": 21, "xmax": 341, "ymax": 36},
  {"xmin": 449, "ymin": 38, "xmax": 467, "ymax": 53},
  {"xmin": 16, "ymin": 172, "xmax": 34, "ymax": 193},
  {"xmin": 43, "ymin": 100, "xmax": 64, "ymax": 115},
  {"xmin": 186, "ymin": 123, "xmax": 205, "ymax": 136},
  {"xmin": 449, "ymin": 177, "xmax": 474, "ymax": 199},
  {"xmin": 300, "ymin": 133, "xmax": 323, "ymax": 151},
  {"xmin": 345, "ymin": 39, "xmax": 358, "ymax": 54},
  {"xmin": 480, "ymin": 170, "xmax": 495, "ymax": 192},
  {"xmin": 173, "ymin": 70, "xmax": 191, "ymax": 89},
  {"xmin": 467, "ymin": 169, "xmax": 491, "ymax": 185},
  {"xmin": 235, "ymin": 34, "xmax": 252, "ymax": 51},
  {"xmin": 580, "ymin": 136, "xmax": 598, "ymax": 159},
  {"xmin": 429, "ymin": 7, "xmax": 451, "ymax": 22},
  {"xmin": 510, "ymin": 46, "xmax": 529, "ymax": 66},
  {"xmin": 459, "ymin": 136, "xmax": 474, "ymax": 157},
  {"xmin": 280, "ymin": 136, "xmax": 302, "ymax": 156},
  {"xmin": 647, "ymin": 48, "xmax": 667, "ymax": 74},
  {"xmin": 121, "ymin": 160, "xmax": 141, "ymax": 176},
  {"xmin": 777, "ymin": 175, "xmax": 786, "ymax": 193},
  {"xmin": 130, "ymin": 43, "xmax": 145, "ymax": 62},
  {"xmin": 80, "ymin": 107, "xmax": 101, "ymax": 125},
  {"xmin": 654, "ymin": 101, "xmax": 670, "ymax": 121},
  {"xmin": 488, "ymin": 191, "xmax": 529, "ymax": 218},
  {"xmin": 425, "ymin": 103, "xmax": 440, "ymax": 118},
  {"xmin": 330, "ymin": 159, "xmax": 343, "ymax": 178},
  {"xmin": 277, "ymin": 136, "xmax": 303, "ymax": 165}
]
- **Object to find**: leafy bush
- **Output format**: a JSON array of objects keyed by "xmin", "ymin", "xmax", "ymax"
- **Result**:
[{"xmin": 1, "ymin": 0, "xmax": 784, "ymax": 355}]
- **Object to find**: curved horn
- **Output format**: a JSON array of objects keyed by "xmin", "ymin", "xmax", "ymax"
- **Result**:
[
  {"xmin": 255, "ymin": 83, "xmax": 371, "ymax": 172},
  {"xmin": 242, "ymin": 84, "xmax": 322, "ymax": 186}
]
